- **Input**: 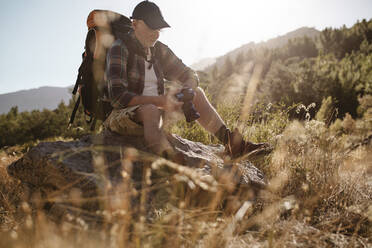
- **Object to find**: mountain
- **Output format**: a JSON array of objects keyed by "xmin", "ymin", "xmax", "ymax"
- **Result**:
[
  {"xmin": 0, "ymin": 86, "xmax": 72, "ymax": 114},
  {"xmin": 193, "ymin": 27, "xmax": 320, "ymax": 71},
  {"xmin": 259, "ymin": 26, "xmax": 320, "ymax": 48}
]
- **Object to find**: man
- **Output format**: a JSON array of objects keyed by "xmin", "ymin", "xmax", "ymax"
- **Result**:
[{"xmin": 104, "ymin": 1, "xmax": 268, "ymax": 161}]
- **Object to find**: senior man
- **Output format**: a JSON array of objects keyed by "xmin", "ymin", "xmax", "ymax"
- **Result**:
[{"xmin": 104, "ymin": 1, "xmax": 268, "ymax": 161}]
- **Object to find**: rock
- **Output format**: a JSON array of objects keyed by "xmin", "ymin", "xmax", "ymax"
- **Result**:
[{"xmin": 7, "ymin": 130, "xmax": 266, "ymax": 216}]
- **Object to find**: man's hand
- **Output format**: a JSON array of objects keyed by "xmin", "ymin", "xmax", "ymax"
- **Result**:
[{"xmin": 158, "ymin": 89, "xmax": 183, "ymax": 112}]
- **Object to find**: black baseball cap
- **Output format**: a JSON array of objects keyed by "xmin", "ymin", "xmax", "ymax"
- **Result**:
[{"xmin": 131, "ymin": 1, "xmax": 170, "ymax": 30}]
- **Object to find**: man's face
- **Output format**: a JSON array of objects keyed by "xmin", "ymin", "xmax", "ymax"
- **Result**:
[{"xmin": 132, "ymin": 19, "xmax": 160, "ymax": 48}]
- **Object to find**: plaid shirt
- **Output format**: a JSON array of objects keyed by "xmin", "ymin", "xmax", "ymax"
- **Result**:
[{"xmin": 105, "ymin": 32, "xmax": 199, "ymax": 109}]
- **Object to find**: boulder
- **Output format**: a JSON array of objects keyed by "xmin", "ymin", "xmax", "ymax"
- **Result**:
[{"xmin": 7, "ymin": 130, "xmax": 266, "ymax": 218}]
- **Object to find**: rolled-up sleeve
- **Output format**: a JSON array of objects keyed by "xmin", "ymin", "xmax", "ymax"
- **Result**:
[
  {"xmin": 106, "ymin": 40, "xmax": 137, "ymax": 109},
  {"xmin": 156, "ymin": 42, "xmax": 199, "ymax": 89}
]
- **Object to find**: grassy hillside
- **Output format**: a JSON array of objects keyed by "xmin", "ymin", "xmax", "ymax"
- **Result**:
[
  {"xmin": 0, "ymin": 102, "xmax": 371, "ymax": 247},
  {"xmin": 204, "ymin": 19, "xmax": 372, "ymax": 122}
]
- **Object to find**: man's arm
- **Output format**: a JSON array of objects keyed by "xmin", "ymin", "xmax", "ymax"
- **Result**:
[
  {"xmin": 127, "ymin": 94, "xmax": 182, "ymax": 112},
  {"xmin": 155, "ymin": 42, "xmax": 199, "ymax": 90},
  {"xmin": 127, "ymin": 95, "xmax": 164, "ymax": 108}
]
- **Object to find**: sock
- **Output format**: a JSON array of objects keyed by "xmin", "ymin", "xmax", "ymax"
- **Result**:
[{"xmin": 214, "ymin": 125, "xmax": 231, "ymax": 145}]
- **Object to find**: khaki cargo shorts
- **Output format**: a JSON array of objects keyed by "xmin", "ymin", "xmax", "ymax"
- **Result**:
[{"xmin": 104, "ymin": 106, "xmax": 144, "ymax": 136}]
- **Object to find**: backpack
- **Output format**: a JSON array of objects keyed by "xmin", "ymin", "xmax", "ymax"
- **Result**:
[{"xmin": 69, "ymin": 10, "xmax": 133, "ymax": 130}]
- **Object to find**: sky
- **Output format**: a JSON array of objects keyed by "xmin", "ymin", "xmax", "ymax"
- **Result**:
[{"xmin": 0, "ymin": 0, "xmax": 371, "ymax": 94}]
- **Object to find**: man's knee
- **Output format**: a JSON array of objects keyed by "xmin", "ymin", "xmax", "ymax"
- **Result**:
[
  {"xmin": 139, "ymin": 104, "xmax": 159, "ymax": 113},
  {"xmin": 137, "ymin": 104, "xmax": 161, "ymax": 122},
  {"xmin": 193, "ymin": 87, "xmax": 205, "ymax": 103},
  {"xmin": 194, "ymin": 86, "xmax": 204, "ymax": 97}
]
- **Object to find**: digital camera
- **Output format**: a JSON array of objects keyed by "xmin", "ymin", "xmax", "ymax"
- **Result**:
[{"xmin": 175, "ymin": 88, "xmax": 200, "ymax": 122}]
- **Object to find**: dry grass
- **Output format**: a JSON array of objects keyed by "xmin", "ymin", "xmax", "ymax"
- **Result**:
[{"xmin": 0, "ymin": 115, "xmax": 371, "ymax": 247}]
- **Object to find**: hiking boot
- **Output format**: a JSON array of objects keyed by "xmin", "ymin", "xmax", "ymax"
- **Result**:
[{"xmin": 226, "ymin": 128, "xmax": 272, "ymax": 159}]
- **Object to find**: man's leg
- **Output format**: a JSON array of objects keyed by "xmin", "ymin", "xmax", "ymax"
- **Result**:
[
  {"xmin": 192, "ymin": 87, "xmax": 269, "ymax": 158},
  {"xmin": 192, "ymin": 87, "xmax": 234, "ymax": 149},
  {"xmin": 135, "ymin": 104, "xmax": 174, "ymax": 156},
  {"xmin": 192, "ymin": 87, "xmax": 226, "ymax": 134},
  {"xmin": 193, "ymin": 87, "xmax": 233, "ymax": 146}
]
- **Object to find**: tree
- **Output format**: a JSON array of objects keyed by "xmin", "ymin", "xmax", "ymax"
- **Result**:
[
  {"xmin": 234, "ymin": 52, "xmax": 245, "ymax": 72},
  {"xmin": 222, "ymin": 56, "xmax": 234, "ymax": 78},
  {"xmin": 316, "ymin": 96, "xmax": 337, "ymax": 124}
]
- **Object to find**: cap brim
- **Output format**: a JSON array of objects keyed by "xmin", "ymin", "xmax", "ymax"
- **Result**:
[{"xmin": 144, "ymin": 17, "xmax": 170, "ymax": 30}]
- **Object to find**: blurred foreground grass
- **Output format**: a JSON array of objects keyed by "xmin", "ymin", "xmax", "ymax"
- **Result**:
[{"xmin": 0, "ymin": 101, "xmax": 371, "ymax": 248}]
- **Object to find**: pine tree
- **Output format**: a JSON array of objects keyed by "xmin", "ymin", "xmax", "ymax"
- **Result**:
[
  {"xmin": 316, "ymin": 96, "xmax": 336, "ymax": 125},
  {"xmin": 222, "ymin": 56, "xmax": 234, "ymax": 78}
]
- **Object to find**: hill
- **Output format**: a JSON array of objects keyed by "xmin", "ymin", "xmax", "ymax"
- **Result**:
[
  {"xmin": 211, "ymin": 27, "xmax": 320, "ymax": 70},
  {"xmin": 192, "ymin": 27, "xmax": 320, "ymax": 71},
  {"xmin": 201, "ymin": 19, "xmax": 372, "ymax": 122},
  {"xmin": 0, "ymin": 86, "xmax": 72, "ymax": 114}
]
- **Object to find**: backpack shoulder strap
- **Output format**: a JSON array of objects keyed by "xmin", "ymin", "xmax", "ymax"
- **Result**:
[{"xmin": 68, "ymin": 95, "xmax": 80, "ymax": 128}]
